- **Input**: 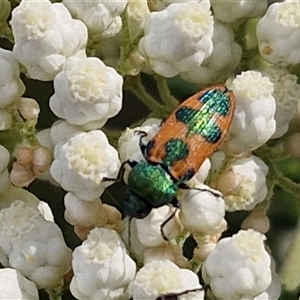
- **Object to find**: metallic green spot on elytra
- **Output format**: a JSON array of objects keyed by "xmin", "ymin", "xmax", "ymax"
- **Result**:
[
  {"xmin": 162, "ymin": 138, "xmax": 189, "ymax": 166},
  {"xmin": 175, "ymin": 106, "xmax": 213, "ymax": 137},
  {"xmin": 201, "ymin": 120, "xmax": 222, "ymax": 143},
  {"xmin": 199, "ymin": 89, "xmax": 231, "ymax": 116}
]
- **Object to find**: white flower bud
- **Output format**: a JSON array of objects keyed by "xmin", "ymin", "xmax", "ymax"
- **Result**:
[
  {"xmin": 212, "ymin": 154, "xmax": 268, "ymax": 212},
  {"xmin": 178, "ymin": 184, "xmax": 225, "ymax": 234},
  {"xmin": 11, "ymin": 0, "xmax": 88, "ymax": 81},
  {"xmin": 223, "ymin": 71, "xmax": 276, "ymax": 156},
  {"xmin": 257, "ymin": 0, "xmax": 300, "ymax": 65},
  {"xmin": 0, "ymin": 48, "xmax": 25, "ymax": 108},
  {"xmin": 126, "ymin": 0, "xmax": 150, "ymax": 38},
  {"xmin": 50, "ymin": 130, "xmax": 120, "ymax": 200},
  {"xmin": 262, "ymin": 66, "xmax": 300, "ymax": 138},
  {"xmin": 0, "ymin": 109, "xmax": 12, "ymax": 130},
  {"xmin": 139, "ymin": 2, "xmax": 213, "ymax": 77},
  {"xmin": 49, "ymin": 56, "xmax": 123, "ymax": 130},
  {"xmin": 202, "ymin": 229, "xmax": 272, "ymax": 300},
  {"xmin": 64, "ymin": 192, "xmax": 123, "ymax": 236},
  {"xmin": 9, "ymin": 161, "xmax": 35, "ymax": 187},
  {"xmin": 0, "ymin": 268, "xmax": 39, "ymax": 300},
  {"xmin": 130, "ymin": 260, "xmax": 203, "ymax": 300},
  {"xmin": 32, "ymin": 146, "xmax": 52, "ymax": 175},
  {"xmin": 15, "ymin": 147, "xmax": 33, "ymax": 165},
  {"xmin": 135, "ymin": 205, "xmax": 182, "ymax": 247},
  {"xmin": 0, "ymin": 200, "xmax": 72, "ymax": 289},
  {"xmin": 63, "ymin": 0, "xmax": 127, "ymax": 38},
  {"xmin": 241, "ymin": 209, "xmax": 270, "ymax": 234},
  {"xmin": 70, "ymin": 228, "xmax": 136, "ymax": 300},
  {"xmin": 15, "ymin": 97, "xmax": 40, "ymax": 121},
  {"xmin": 193, "ymin": 242, "xmax": 217, "ymax": 263},
  {"xmin": 211, "ymin": 0, "xmax": 267, "ymax": 23}
]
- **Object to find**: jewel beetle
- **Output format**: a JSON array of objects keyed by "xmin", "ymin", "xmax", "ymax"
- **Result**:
[{"xmin": 117, "ymin": 85, "xmax": 235, "ymax": 218}]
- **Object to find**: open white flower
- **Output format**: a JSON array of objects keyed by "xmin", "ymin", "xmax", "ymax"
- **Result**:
[
  {"xmin": 0, "ymin": 268, "xmax": 39, "ymax": 300},
  {"xmin": 202, "ymin": 229, "xmax": 272, "ymax": 300},
  {"xmin": 70, "ymin": 228, "xmax": 136, "ymax": 300},
  {"xmin": 0, "ymin": 200, "xmax": 72, "ymax": 289},
  {"xmin": 178, "ymin": 184, "xmax": 225, "ymax": 234},
  {"xmin": 50, "ymin": 130, "xmax": 120, "ymax": 200},
  {"xmin": 263, "ymin": 66, "xmax": 300, "ymax": 138},
  {"xmin": 64, "ymin": 192, "xmax": 123, "ymax": 240},
  {"xmin": 11, "ymin": 0, "xmax": 87, "ymax": 81},
  {"xmin": 211, "ymin": 153, "xmax": 268, "ymax": 212},
  {"xmin": 0, "ymin": 47, "xmax": 25, "ymax": 108},
  {"xmin": 180, "ymin": 21, "xmax": 241, "ymax": 85},
  {"xmin": 222, "ymin": 71, "xmax": 276, "ymax": 156},
  {"xmin": 257, "ymin": 0, "xmax": 300, "ymax": 65},
  {"xmin": 139, "ymin": 2, "xmax": 213, "ymax": 77},
  {"xmin": 63, "ymin": 0, "xmax": 127, "ymax": 38},
  {"xmin": 50, "ymin": 56, "xmax": 123, "ymax": 130},
  {"xmin": 130, "ymin": 260, "xmax": 203, "ymax": 300},
  {"xmin": 134, "ymin": 205, "xmax": 182, "ymax": 247}
]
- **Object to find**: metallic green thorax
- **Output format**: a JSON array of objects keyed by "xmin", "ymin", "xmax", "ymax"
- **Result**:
[
  {"xmin": 127, "ymin": 162, "xmax": 177, "ymax": 209},
  {"xmin": 175, "ymin": 89, "xmax": 231, "ymax": 143}
]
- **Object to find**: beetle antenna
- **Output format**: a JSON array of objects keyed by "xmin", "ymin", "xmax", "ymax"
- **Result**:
[{"xmin": 160, "ymin": 208, "xmax": 178, "ymax": 241}]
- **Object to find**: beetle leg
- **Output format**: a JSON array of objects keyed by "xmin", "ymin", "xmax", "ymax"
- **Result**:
[
  {"xmin": 134, "ymin": 130, "xmax": 148, "ymax": 156},
  {"xmin": 102, "ymin": 159, "xmax": 138, "ymax": 182},
  {"xmin": 178, "ymin": 183, "xmax": 222, "ymax": 198},
  {"xmin": 160, "ymin": 207, "xmax": 178, "ymax": 241}
]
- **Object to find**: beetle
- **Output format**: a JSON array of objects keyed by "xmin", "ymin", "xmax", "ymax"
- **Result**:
[{"xmin": 111, "ymin": 85, "xmax": 235, "ymax": 218}]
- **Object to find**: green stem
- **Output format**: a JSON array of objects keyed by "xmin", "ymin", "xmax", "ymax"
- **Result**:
[
  {"xmin": 102, "ymin": 127, "xmax": 123, "ymax": 149},
  {"xmin": 257, "ymin": 147, "xmax": 300, "ymax": 199},
  {"xmin": 46, "ymin": 288, "xmax": 62, "ymax": 300},
  {"xmin": 255, "ymin": 144, "xmax": 290, "ymax": 162},
  {"xmin": 116, "ymin": 12, "xmax": 144, "ymax": 76},
  {"xmin": 153, "ymin": 74, "xmax": 179, "ymax": 110},
  {"xmin": 124, "ymin": 75, "xmax": 169, "ymax": 119}
]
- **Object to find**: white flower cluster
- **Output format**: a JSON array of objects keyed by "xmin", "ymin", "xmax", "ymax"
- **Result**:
[
  {"xmin": 70, "ymin": 228, "xmax": 136, "ymax": 300},
  {"xmin": 11, "ymin": 0, "xmax": 88, "ymax": 81},
  {"xmin": 202, "ymin": 230, "xmax": 272, "ymax": 299},
  {"xmin": 63, "ymin": 0, "xmax": 128, "ymax": 38},
  {"xmin": 49, "ymin": 56, "xmax": 123, "ymax": 130},
  {"xmin": 139, "ymin": 2, "xmax": 214, "ymax": 77},
  {"xmin": 0, "ymin": 200, "xmax": 72, "ymax": 289},
  {"xmin": 2, "ymin": 0, "xmax": 299, "ymax": 298}
]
